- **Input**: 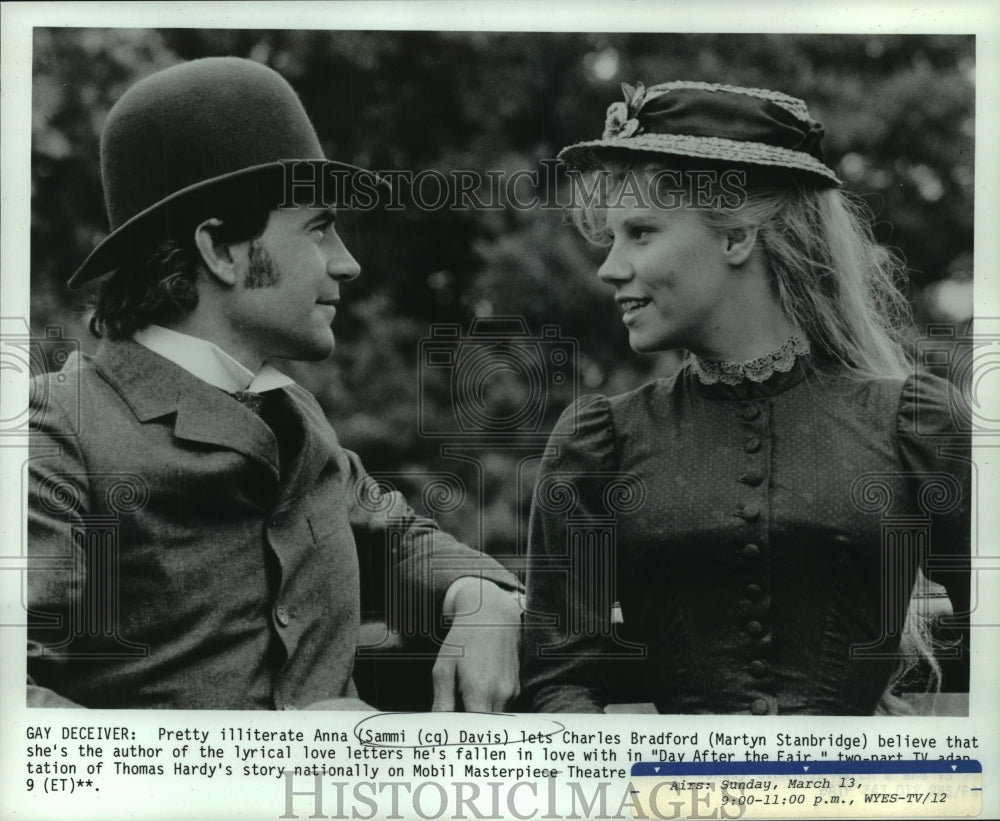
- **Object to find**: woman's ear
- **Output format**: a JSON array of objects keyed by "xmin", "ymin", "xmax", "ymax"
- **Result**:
[
  {"xmin": 193, "ymin": 218, "xmax": 245, "ymax": 286},
  {"xmin": 723, "ymin": 225, "xmax": 759, "ymax": 266}
]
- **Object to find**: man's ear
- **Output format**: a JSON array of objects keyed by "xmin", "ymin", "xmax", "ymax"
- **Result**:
[
  {"xmin": 193, "ymin": 219, "xmax": 244, "ymax": 286},
  {"xmin": 723, "ymin": 225, "xmax": 759, "ymax": 266}
]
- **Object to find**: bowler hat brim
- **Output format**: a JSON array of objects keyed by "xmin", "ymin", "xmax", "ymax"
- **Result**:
[{"xmin": 68, "ymin": 159, "xmax": 375, "ymax": 289}]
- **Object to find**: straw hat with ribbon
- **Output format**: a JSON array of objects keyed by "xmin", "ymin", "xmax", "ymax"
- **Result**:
[{"xmin": 559, "ymin": 80, "xmax": 840, "ymax": 187}]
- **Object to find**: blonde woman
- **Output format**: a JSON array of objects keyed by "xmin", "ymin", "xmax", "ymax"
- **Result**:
[{"xmin": 521, "ymin": 82, "xmax": 970, "ymax": 715}]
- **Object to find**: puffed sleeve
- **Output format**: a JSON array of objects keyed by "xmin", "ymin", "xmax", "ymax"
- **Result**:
[
  {"xmin": 520, "ymin": 394, "xmax": 621, "ymax": 713},
  {"xmin": 896, "ymin": 369, "xmax": 971, "ymax": 638}
]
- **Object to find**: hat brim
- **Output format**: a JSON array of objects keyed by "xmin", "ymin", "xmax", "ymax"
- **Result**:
[
  {"xmin": 558, "ymin": 133, "xmax": 841, "ymax": 187},
  {"xmin": 68, "ymin": 159, "xmax": 381, "ymax": 289}
]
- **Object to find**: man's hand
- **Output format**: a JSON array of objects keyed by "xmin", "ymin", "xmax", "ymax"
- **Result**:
[{"xmin": 432, "ymin": 578, "xmax": 523, "ymax": 712}]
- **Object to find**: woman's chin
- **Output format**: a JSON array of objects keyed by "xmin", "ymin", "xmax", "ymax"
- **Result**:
[{"xmin": 627, "ymin": 330, "xmax": 674, "ymax": 355}]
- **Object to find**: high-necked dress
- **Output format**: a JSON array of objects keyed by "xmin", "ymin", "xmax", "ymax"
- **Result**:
[{"xmin": 521, "ymin": 340, "xmax": 970, "ymax": 715}]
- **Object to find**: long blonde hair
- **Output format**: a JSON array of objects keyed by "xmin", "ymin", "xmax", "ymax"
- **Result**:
[{"xmin": 570, "ymin": 161, "xmax": 912, "ymax": 381}]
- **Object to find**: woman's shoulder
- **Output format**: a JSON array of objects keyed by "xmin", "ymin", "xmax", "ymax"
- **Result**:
[
  {"xmin": 548, "ymin": 376, "xmax": 681, "ymax": 457},
  {"xmin": 557, "ymin": 373, "xmax": 679, "ymax": 415},
  {"xmin": 894, "ymin": 367, "xmax": 966, "ymax": 440},
  {"xmin": 568, "ymin": 375, "xmax": 684, "ymax": 427},
  {"xmin": 827, "ymin": 366, "xmax": 957, "ymax": 419},
  {"xmin": 604, "ymin": 371, "xmax": 687, "ymax": 412},
  {"xmin": 811, "ymin": 366, "xmax": 966, "ymax": 455}
]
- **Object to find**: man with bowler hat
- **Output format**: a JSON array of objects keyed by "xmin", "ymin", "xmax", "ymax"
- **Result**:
[{"xmin": 27, "ymin": 57, "xmax": 521, "ymax": 710}]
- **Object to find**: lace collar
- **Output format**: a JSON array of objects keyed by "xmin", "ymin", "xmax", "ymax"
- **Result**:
[{"xmin": 691, "ymin": 334, "xmax": 811, "ymax": 386}]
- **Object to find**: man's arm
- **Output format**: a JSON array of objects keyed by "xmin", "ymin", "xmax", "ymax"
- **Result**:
[
  {"xmin": 344, "ymin": 450, "xmax": 522, "ymax": 711},
  {"xmin": 26, "ymin": 387, "xmax": 89, "ymax": 708}
]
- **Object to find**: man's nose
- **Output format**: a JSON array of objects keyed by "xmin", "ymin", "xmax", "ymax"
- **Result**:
[{"xmin": 327, "ymin": 233, "xmax": 361, "ymax": 281}]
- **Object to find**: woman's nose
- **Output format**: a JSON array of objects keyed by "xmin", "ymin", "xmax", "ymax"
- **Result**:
[{"xmin": 597, "ymin": 245, "xmax": 633, "ymax": 284}]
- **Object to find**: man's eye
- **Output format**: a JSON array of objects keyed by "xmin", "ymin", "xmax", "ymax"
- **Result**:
[{"xmin": 628, "ymin": 225, "xmax": 653, "ymax": 240}]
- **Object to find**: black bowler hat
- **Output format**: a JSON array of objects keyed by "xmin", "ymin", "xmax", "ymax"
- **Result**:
[
  {"xmin": 69, "ymin": 57, "xmax": 371, "ymax": 288},
  {"xmin": 559, "ymin": 80, "xmax": 841, "ymax": 187}
]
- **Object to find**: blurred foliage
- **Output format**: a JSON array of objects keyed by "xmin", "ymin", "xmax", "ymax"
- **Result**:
[{"xmin": 31, "ymin": 30, "xmax": 975, "ymax": 557}]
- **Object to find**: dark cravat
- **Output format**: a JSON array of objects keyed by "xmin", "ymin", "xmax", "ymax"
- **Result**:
[
  {"xmin": 228, "ymin": 389, "xmax": 266, "ymax": 417},
  {"xmin": 227, "ymin": 389, "xmax": 303, "ymax": 481}
]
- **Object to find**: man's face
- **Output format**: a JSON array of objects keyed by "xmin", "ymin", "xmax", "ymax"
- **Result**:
[{"xmin": 226, "ymin": 205, "xmax": 360, "ymax": 365}]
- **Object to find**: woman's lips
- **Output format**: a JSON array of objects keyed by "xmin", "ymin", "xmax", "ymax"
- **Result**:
[{"xmin": 618, "ymin": 296, "xmax": 651, "ymax": 321}]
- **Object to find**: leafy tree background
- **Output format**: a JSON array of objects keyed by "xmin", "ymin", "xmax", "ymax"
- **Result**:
[{"xmin": 30, "ymin": 30, "xmax": 975, "ymax": 563}]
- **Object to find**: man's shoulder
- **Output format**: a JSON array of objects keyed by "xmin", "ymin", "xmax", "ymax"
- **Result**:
[
  {"xmin": 281, "ymin": 382, "xmax": 344, "ymax": 449},
  {"xmin": 30, "ymin": 348, "xmax": 93, "ymax": 390},
  {"xmin": 29, "ymin": 349, "xmax": 100, "ymax": 433},
  {"xmin": 28, "ymin": 339, "xmax": 167, "ymax": 436}
]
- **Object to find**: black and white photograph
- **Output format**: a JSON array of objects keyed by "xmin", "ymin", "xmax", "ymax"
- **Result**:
[{"xmin": 2, "ymin": 2, "xmax": 998, "ymax": 819}]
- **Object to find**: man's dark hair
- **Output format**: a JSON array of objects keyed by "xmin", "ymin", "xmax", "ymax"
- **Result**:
[{"xmin": 88, "ymin": 183, "xmax": 280, "ymax": 339}]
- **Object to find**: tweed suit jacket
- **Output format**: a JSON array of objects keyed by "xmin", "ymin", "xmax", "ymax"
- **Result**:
[{"xmin": 27, "ymin": 339, "xmax": 516, "ymax": 709}]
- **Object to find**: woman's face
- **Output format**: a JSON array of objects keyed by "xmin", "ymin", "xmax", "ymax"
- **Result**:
[{"xmin": 596, "ymin": 198, "xmax": 739, "ymax": 356}]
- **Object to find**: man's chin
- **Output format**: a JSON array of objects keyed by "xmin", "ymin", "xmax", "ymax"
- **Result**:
[
  {"xmin": 305, "ymin": 339, "xmax": 336, "ymax": 362},
  {"xmin": 270, "ymin": 338, "xmax": 336, "ymax": 364},
  {"xmin": 307, "ymin": 329, "xmax": 337, "ymax": 359}
]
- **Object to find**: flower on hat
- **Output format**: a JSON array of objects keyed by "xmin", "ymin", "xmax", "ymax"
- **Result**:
[
  {"xmin": 603, "ymin": 101, "xmax": 640, "ymax": 139},
  {"xmin": 602, "ymin": 81, "xmax": 650, "ymax": 140},
  {"xmin": 621, "ymin": 81, "xmax": 647, "ymax": 114}
]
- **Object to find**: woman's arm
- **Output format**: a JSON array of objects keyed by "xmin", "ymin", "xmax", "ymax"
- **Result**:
[
  {"xmin": 520, "ymin": 395, "xmax": 625, "ymax": 713},
  {"xmin": 897, "ymin": 369, "xmax": 972, "ymax": 682}
]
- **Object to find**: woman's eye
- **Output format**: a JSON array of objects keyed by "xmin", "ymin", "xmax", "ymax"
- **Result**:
[{"xmin": 629, "ymin": 225, "xmax": 653, "ymax": 240}]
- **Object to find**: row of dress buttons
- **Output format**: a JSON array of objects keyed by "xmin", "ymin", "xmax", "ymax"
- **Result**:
[
  {"xmin": 744, "ymin": 539, "xmax": 765, "ymax": 641},
  {"xmin": 744, "ymin": 541, "xmax": 765, "ymax": 640},
  {"xmin": 739, "ymin": 401, "xmax": 770, "ymax": 707},
  {"xmin": 739, "ymin": 404, "xmax": 762, "ymax": 458},
  {"xmin": 738, "ymin": 405, "xmax": 764, "ymax": 521}
]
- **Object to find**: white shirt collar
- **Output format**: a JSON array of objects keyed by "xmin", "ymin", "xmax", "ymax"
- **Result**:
[{"xmin": 132, "ymin": 325, "xmax": 295, "ymax": 393}]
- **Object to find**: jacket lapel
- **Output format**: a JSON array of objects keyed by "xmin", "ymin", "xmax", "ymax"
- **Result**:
[{"xmin": 94, "ymin": 339, "xmax": 280, "ymax": 480}]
